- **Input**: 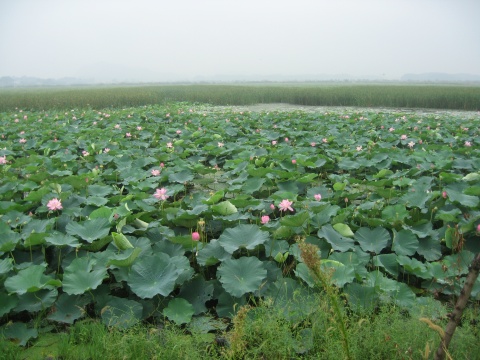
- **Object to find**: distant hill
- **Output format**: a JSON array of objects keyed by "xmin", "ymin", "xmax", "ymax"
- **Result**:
[{"xmin": 401, "ymin": 73, "xmax": 480, "ymax": 82}]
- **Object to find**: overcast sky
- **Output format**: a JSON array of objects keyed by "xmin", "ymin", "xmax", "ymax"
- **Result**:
[{"xmin": 1, "ymin": 0, "xmax": 479, "ymax": 81}]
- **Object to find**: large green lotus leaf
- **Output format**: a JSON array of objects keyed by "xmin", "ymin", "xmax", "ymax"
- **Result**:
[
  {"xmin": 62, "ymin": 257, "xmax": 108, "ymax": 295},
  {"xmin": 273, "ymin": 225, "xmax": 294, "ymax": 240},
  {"xmin": 87, "ymin": 184, "xmax": 113, "ymax": 197},
  {"xmin": 218, "ymin": 224, "xmax": 269, "ymax": 254},
  {"xmin": 264, "ymin": 239, "xmax": 290, "ymax": 258},
  {"xmin": 242, "ymin": 177, "xmax": 265, "ymax": 194},
  {"xmin": 381, "ymin": 204, "xmax": 410, "ymax": 225},
  {"xmin": 280, "ymin": 211, "xmax": 310, "ymax": 227},
  {"xmin": 392, "ymin": 229, "xmax": 418, "ymax": 256},
  {"xmin": 445, "ymin": 183, "xmax": 479, "ymax": 208},
  {"xmin": 66, "ymin": 218, "xmax": 111, "ymax": 243},
  {"xmin": 318, "ymin": 225, "xmax": 355, "ymax": 252},
  {"xmin": 163, "ymin": 298, "xmax": 195, "ymax": 325},
  {"xmin": 416, "ymin": 236, "xmax": 442, "ymax": 261},
  {"xmin": 400, "ymin": 190, "xmax": 431, "ymax": 209},
  {"xmin": 21, "ymin": 218, "xmax": 55, "ymax": 239},
  {"xmin": 321, "ymin": 260, "xmax": 356, "ymax": 288},
  {"xmin": 403, "ymin": 222, "xmax": 435, "ymax": 238},
  {"xmin": 310, "ymin": 204, "xmax": 340, "ymax": 226},
  {"xmin": 2, "ymin": 210, "xmax": 31, "ymax": 228},
  {"xmin": 211, "ymin": 200, "xmax": 238, "ymax": 215},
  {"xmin": 0, "ymin": 322, "xmax": 38, "ymax": 347},
  {"xmin": 396, "ymin": 255, "xmax": 428, "ymax": 278},
  {"xmin": 15, "ymin": 289, "xmax": 58, "ymax": 312},
  {"xmin": 390, "ymin": 282, "xmax": 417, "ymax": 308},
  {"xmin": 197, "ymin": 239, "xmax": 231, "ymax": 266},
  {"xmin": 0, "ymin": 291, "xmax": 18, "ymax": 317},
  {"xmin": 294, "ymin": 262, "xmax": 315, "ymax": 287},
  {"xmin": 127, "ymin": 253, "xmax": 181, "ymax": 298},
  {"xmin": 373, "ymin": 253, "xmax": 400, "ymax": 277},
  {"xmin": 179, "ymin": 276, "xmax": 215, "ymax": 315},
  {"xmin": 435, "ymin": 207, "xmax": 462, "ymax": 223},
  {"xmin": 88, "ymin": 206, "xmax": 114, "ymax": 220},
  {"xmin": 344, "ymin": 283, "xmax": 378, "ymax": 311},
  {"xmin": 45, "ymin": 231, "xmax": 81, "ymax": 247},
  {"xmin": 217, "ymin": 257, "xmax": 267, "ymax": 297},
  {"xmin": 170, "ymin": 255, "xmax": 195, "ymax": 285},
  {"xmin": 4, "ymin": 265, "xmax": 61, "ymax": 295},
  {"xmin": 86, "ymin": 196, "xmax": 109, "ymax": 206},
  {"xmin": 0, "ymin": 257, "xmax": 13, "ymax": 274},
  {"xmin": 101, "ymin": 297, "xmax": 143, "ymax": 329},
  {"xmin": 216, "ymin": 290, "xmax": 247, "ymax": 318},
  {"xmin": 169, "ymin": 170, "xmax": 194, "ymax": 183},
  {"xmin": 355, "ymin": 226, "xmax": 390, "ymax": 254},
  {"xmin": 203, "ymin": 190, "xmax": 225, "ymax": 205},
  {"xmin": 0, "ymin": 230, "xmax": 21, "ymax": 252},
  {"xmin": 47, "ymin": 293, "xmax": 87, "ymax": 324}
]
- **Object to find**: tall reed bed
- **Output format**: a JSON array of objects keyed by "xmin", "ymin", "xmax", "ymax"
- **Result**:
[{"xmin": 1, "ymin": 83, "xmax": 479, "ymax": 111}]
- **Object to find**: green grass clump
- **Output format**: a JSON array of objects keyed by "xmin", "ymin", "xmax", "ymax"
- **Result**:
[{"xmin": 2, "ymin": 302, "xmax": 478, "ymax": 359}]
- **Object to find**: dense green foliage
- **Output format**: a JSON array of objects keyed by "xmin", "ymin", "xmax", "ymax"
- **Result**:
[
  {"xmin": 1, "ymin": 83, "xmax": 480, "ymax": 111},
  {"xmin": 0, "ymin": 102, "xmax": 479, "ymax": 357}
]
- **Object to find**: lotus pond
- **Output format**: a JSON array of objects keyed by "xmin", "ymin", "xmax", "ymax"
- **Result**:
[{"xmin": 0, "ymin": 102, "xmax": 479, "ymax": 349}]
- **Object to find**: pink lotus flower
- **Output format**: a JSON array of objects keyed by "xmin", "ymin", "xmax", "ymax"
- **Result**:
[
  {"xmin": 389, "ymin": 127, "xmax": 395, "ymax": 132},
  {"xmin": 284, "ymin": 137, "xmax": 289, "ymax": 142},
  {"xmin": 292, "ymin": 159, "xmax": 296, "ymax": 164},
  {"xmin": 126, "ymin": 132, "xmax": 131, "ymax": 137},
  {"xmin": 47, "ymin": 198, "xmax": 63, "ymax": 211},
  {"xmin": 270, "ymin": 204, "xmax": 275, "ymax": 210},
  {"xmin": 477, "ymin": 224, "xmax": 480, "ymax": 233},
  {"xmin": 356, "ymin": 145, "xmax": 362, "ymax": 151},
  {"xmin": 401, "ymin": 134, "xmax": 407, "ymax": 140},
  {"xmin": 166, "ymin": 142, "xmax": 173, "ymax": 148},
  {"xmin": 408, "ymin": 141, "xmax": 415, "ymax": 148},
  {"xmin": 82, "ymin": 150, "xmax": 89, "ymax": 156},
  {"xmin": 278, "ymin": 199, "xmax": 294, "ymax": 212},
  {"xmin": 314, "ymin": 194, "xmax": 322, "ymax": 201},
  {"xmin": 0, "ymin": 156, "xmax": 7, "ymax": 165},
  {"xmin": 176, "ymin": 130, "xmax": 182, "ymax": 134},
  {"xmin": 465, "ymin": 141, "xmax": 472, "ymax": 147},
  {"xmin": 218, "ymin": 142, "xmax": 224, "ymax": 147},
  {"xmin": 322, "ymin": 138, "xmax": 328, "ymax": 143},
  {"xmin": 272, "ymin": 140, "xmax": 277, "ymax": 145},
  {"xmin": 151, "ymin": 169, "xmax": 160, "ymax": 176},
  {"xmin": 104, "ymin": 148, "xmax": 110, "ymax": 153},
  {"xmin": 153, "ymin": 188, "xmax": 169, "ymax": 201},
  {"xmin": 137, "ymin": 126, "xmax": 142, "ymax": 131},
  {"xmin": 114, "ymin": 124, "xmax": 121, "ymax": 129},
  {"xmin": 442, "ymin": 191, "xmax": 447, "ymax": 199},
  {"xmin": 160, "ymin": 162, "xmax": 165, "ymax": 168},
  {"xmin": 261, "ymin": 215, "xmax": 270, "ymax": 224},
  {"xmin": 19, "ymin": 138, "xmax": 27, "ymax": 143},
  {"xmin": 192, "ymin": 232, "xmax": 200, "ymax": 241},
  {"xmin": 310, "ymin": 142, "xmax": 316, "ymax": 147}
]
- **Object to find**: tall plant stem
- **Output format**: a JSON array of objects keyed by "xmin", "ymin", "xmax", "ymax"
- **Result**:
[{"xmin": 435, "ymin": 252, "xmax": 480, "ymax": 360}]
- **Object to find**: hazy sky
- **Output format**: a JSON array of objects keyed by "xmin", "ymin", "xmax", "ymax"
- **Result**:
[{"xmin": 1, "ymin": 0, "xmax": 479, "ymax": 81}]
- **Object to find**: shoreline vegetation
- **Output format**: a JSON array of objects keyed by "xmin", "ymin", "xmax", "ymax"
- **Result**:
[{"xmin": 1, "ymin": 83, "xmax": 480, "ymax": 111}]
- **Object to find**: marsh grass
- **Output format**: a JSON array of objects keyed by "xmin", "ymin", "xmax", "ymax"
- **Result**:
[{"xmin": 1, "ymin": 83, "xmax": 479, "ymax": 111}]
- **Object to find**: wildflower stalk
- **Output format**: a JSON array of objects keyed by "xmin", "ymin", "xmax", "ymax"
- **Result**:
[{"xmin": 297, "ymin": 239, "xmax": 352, "ymax": 360}]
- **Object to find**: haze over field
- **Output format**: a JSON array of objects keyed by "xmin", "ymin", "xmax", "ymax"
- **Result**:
[{"xmin": 1, "ymin": 0, "xmax": 480, "ymax": 83}]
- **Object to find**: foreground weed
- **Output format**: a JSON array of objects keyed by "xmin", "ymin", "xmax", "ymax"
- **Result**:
[{"xmin": 298, "ymin": 238, "xmax": 352, "ymax": 360}]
